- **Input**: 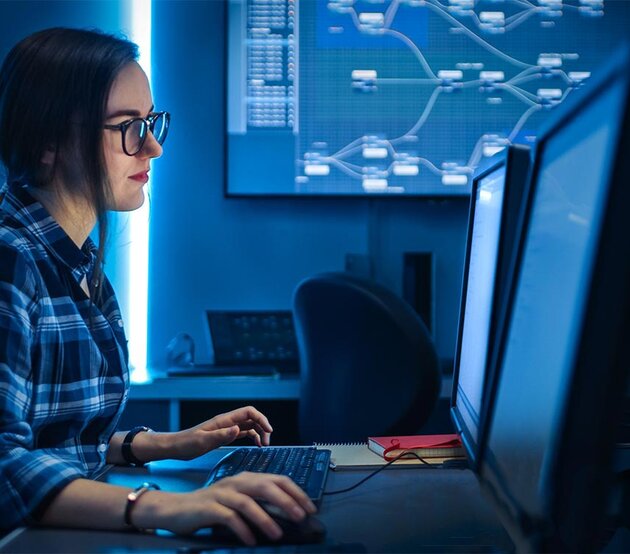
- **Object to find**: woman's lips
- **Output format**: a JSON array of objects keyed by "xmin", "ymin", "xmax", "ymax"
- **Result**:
[{"xmin": 129, "ymin": 171, "xmax": 149, "ymax": 183}]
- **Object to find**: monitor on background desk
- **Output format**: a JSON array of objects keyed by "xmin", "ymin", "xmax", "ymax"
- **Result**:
[
  {"xmin": 206, "ymin": 310, "xmax": 299, "ymax": 374},
  {"xmin": 479, "ymin": 47, "xmax": 630, "ymax": 552},
  {"xmin": 451, "ymin": 144, "xmax": 532, "ymax": 468},
  {"xmin": 167, "ymin": 310, "xmax": 300, "ymax": 377}
]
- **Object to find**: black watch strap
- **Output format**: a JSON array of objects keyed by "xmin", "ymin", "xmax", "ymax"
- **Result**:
[{"xmin": 122, "ymin": 426, "xmax": 152, "ymax": 467}]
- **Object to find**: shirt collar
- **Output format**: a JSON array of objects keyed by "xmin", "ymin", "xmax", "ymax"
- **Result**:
[{"xmin": 0, "ymin": 180, "xmax": 97, "ymax": 280}]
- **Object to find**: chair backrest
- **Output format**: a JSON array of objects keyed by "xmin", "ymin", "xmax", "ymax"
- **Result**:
[{"xmin": 293, "ymin": 271, "xmax": 441, "ymax": 444}]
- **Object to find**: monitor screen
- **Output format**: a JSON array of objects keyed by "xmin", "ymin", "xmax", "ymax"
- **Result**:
[
  {"xmin": 453, "ymin": 165, "xmax": 505, "ymax": 448},
  {"xmin": 482, "ymin": 68, "xmax": 626, "ymax": 527},
  {"xmin": 452, "ymin": 146, "xmax": 530, "ymax": 463},
  {"xmin": 205, "ymin": 310, "xmax": 299, "ymax": 371},
  {"xmin": 225, "ymin": 0, "xmax": 630, "ymax": 196}
]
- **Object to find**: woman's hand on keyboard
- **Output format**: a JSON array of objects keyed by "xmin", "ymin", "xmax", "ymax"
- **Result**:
[
  {"xmin": 134, "ymin": 472, "xmax": 317, "ymax": 545},
  {"xmin": 133, "ymin": 405, "xmax": 274, "ymax": 461}
]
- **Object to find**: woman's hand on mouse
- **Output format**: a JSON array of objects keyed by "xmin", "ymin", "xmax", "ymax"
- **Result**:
[{"xmin": 132, "ymin": 472, "xmax": 317, "ymax": 545}]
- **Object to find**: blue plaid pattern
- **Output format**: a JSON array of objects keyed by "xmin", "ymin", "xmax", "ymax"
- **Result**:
[{"xmin": 0, "ymin": 181, "xmax": 129, "ymax": 530}]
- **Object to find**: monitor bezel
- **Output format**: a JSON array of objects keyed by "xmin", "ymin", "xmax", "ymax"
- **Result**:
[
  {"xmin": 478, "ymin": 47, "xmax": 630, "ymax": 551},
  {"xmin": 450, "ymin": 144, "xmax": 531, "ymax": 470}
]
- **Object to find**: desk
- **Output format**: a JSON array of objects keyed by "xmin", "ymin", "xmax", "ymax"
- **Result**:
[
  {"xmin": 0, "ymin": 454, "xmax": 513, "ymax": 553},
  {"xmin": 127, "ymin": 374, "xmax": 454, "ymax": 432}
]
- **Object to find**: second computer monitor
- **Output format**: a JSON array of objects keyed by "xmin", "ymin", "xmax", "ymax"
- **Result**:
[
  {"xmin": 451, "ymin": 145, "xmax": 531, "ymax": 467},
  {"xmin": 479, "ymin": 48, "xmax": 630, "ymax": 551}
]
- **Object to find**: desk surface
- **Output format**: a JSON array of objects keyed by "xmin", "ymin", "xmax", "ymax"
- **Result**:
[{"xmin": 1, "ymin": 453, "xmax": 513, "ymax": 553}]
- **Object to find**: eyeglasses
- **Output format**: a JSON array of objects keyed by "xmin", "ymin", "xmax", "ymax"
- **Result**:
[{"xmin": 104, "ymin": 111, "xmax": 170, "ymax": 156}]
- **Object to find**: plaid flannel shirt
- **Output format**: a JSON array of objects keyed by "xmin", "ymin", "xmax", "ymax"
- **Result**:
[{"xmin": 0, "ymin": 181, "xmax": 129, "ymax": 530}]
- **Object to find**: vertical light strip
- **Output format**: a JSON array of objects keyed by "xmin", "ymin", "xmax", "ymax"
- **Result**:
[{"xmin": 128, "ymin": 0, "xmax": 152, "ymax": 383}]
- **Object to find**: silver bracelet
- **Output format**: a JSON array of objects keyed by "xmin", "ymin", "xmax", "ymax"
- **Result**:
[{"xmin": 124, "ymin": 482, "xmax": 160, "ymax": 532}]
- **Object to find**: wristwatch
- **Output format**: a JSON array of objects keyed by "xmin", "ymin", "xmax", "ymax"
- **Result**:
[
  {"xmin": 124, "ymin": 482, "xmax": 161, "ymax": 531},
  {"xmin": 121, "ymin": 426, "xmax": 152, "ymax": 467}
]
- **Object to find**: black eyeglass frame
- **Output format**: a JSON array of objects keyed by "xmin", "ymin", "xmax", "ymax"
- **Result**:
[{"xmin": 103, "ymin": 111, "xmax": 170, "ymax": 156}]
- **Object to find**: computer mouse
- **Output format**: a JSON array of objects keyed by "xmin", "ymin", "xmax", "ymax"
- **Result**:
[{"xmin": 209, "ymin": 500, "xmax": 326, "ymax": 546}]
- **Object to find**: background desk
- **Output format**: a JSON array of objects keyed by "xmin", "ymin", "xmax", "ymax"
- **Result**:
[
  {"xmin": 0, "ymin": 453, "xmax": 512, "ymax": 553},
  {"xmin": 122, "ymin": 374, "xmax": 454, "ymax": 440},
  {"xmin": 126, "ymin": 374, "xmax": 301, "ymax": 432}
]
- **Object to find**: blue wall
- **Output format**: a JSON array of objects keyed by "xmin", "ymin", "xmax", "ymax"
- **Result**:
[
  {"xmin": 149, "ymin": 0, "xmax": 468, "ymax": 367},
  {"xmin": 0, "ymin": 1, "xmax": 469, "ymax": 370},
  {"xmin": 0, "ymin": 1, "xmax": 123, "ymax": 40}
]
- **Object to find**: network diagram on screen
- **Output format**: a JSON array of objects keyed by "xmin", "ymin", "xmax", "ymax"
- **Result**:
[{"xmin": 226, "ymin": 0, "xmax": 628, "ymax": 196}]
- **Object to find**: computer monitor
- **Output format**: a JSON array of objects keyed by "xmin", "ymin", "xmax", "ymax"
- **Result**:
[
  {"xmin": 225, "ymin": 0, "xmax": 630, "ymax": 197},
  {"xmin": 205, "ymin": 310, "xmax": 300, "ymax": 373},
  {"xmin": 451, "ymin": 145, "xmax": 531, "ymax": 467},
  {"xmin": 479, "ymin": 48, "xmax": 630, "ymax": 551}
]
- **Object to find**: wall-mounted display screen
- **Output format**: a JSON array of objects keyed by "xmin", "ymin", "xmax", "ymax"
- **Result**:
[{"xmin": 226, "ymin": 0, "xmax": 629, "ymax": 196}]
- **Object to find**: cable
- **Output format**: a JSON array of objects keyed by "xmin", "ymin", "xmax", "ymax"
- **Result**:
[{"xmin": 322, "ymin": 451, "xmax": 440, "ymax": 496}]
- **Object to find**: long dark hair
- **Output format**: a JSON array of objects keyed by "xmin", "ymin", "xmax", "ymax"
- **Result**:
[{"xmin": 0, "ymin": 27, "xmax": 139, "ymax": 299}]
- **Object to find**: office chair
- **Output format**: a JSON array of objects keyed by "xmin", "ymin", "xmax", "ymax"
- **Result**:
[{"xmin": 293, "ymin": 272, "xmax": 441, "ymax": 444}]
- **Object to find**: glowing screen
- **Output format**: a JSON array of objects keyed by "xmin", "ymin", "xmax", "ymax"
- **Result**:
[{"xmin": 227, "ymin": 0, "xmax": 629, "ymax": 195}]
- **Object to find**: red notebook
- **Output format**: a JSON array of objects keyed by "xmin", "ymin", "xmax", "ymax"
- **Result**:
[{"xmin": 368, "ymin": 433, "xmax": 465, "ymax": 461}]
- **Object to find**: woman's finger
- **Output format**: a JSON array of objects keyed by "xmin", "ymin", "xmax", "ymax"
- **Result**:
[
  {"xmin": 234, "ymin": 406, "xmax": 273, "ymax": 433},
  {"xmin": 218, "ymin": 491, "xmax": 283, "ymax": 542},
  {"xmin": 267, "ymin": 474, "xmax": 318, "ymax": 515},
  {"xmin": 236, "ymin": 427, "xmax": 268, "ymax": 447},
  {"xmin": 228, "ymin": 473, "xmax": 317, "ymax": 520}
]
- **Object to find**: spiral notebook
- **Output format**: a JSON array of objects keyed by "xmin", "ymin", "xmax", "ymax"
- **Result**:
[{"xmin": 314, "ymin": 442, "xmax": 452, "ymax": 470}]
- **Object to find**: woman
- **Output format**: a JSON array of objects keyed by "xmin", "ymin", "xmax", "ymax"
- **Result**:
[{"xmin": 0, "ymin": 27, "xmax": 315, "ymax": 544}]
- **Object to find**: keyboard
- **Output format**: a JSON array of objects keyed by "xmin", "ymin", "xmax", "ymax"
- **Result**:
[{"xmin": 205, "ymin": 447, "xmax": 332, "ymax": 504}]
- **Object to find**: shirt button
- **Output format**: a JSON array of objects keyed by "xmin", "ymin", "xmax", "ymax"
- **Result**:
[
  {"xmin": 118, "ymin": 320, "xmax": 124, "ymax": 328},
  {"xmin": 97, "ymin": 443, "xmax": 107, "ymax": 453}
]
